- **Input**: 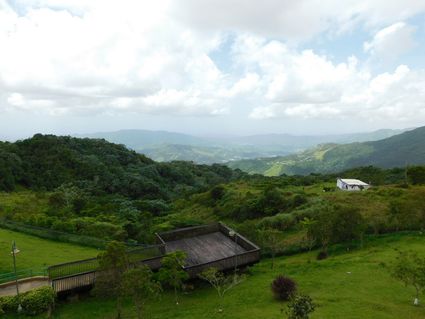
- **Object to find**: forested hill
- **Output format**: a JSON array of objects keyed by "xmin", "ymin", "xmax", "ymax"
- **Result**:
[
  {"xmin": 0, "ymin": 134, "xmax": 245, "ymax": 198},
  {"xmin": 228, "ymin": 126, "xmax": 425, "ymax": 176}
]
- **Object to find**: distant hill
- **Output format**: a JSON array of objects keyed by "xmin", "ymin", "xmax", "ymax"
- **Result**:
[
  {"xmin": 228, "ymin": 126, "xmax": 425, "ymax": 176},
  {"xmin": 230, "ymin": 128, "xmax": 408, "ymax": 147},
  {"xmin": 76, "ymin": 128, "xmax": 408, "ymax": 164},
  {"xmin": 79, "ymin": 129, "xmax": 207, "ymax": 149}
]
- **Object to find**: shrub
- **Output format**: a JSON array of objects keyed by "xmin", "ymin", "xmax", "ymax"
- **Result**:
[
  {"xmin": 286, "ymin": 294, "xmax": 316, "ymax": 319},
  {"xmin": 271, "ymin": 275, "xmax": 297, "ymax": 301},
  {"xmin": 0, "ymin": 286, "xmax": 55, "ymax": 316},
  {"xmin": 210, "ymin": 185, "xmax": 225, "ymax": 201},
  {"xmin": 20, "ymin": 286, "xmax": 56, "ymax": 316},
  {"xmin": 0, "ymin": 295, "xmax": 19, "ymax": 313},
  {"xmin": 316, "ymin": 251, "xmax": 328, "ymax": 260}
]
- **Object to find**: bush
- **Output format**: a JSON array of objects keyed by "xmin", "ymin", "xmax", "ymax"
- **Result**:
[
  {"xmin": 210, "ymin": 185, "xmax": 225, "ymax": 201},
  {"xmin": 286, "ymin": 294, "xmax": 315, "ymax": 319},
  {"xmin": 0, "ymin": 286, "xmax": 55, "ymax": 316},
  {"xmin": 271, "ymin": 275, "xmax": 297, "ymax": 301},
  {"xmin": 0, "ymin": 295, "xmax": 19, "ymax": 313},
  {"xmin": 316, "ymin": 251, "xmax": 328, "ymax": 260},
  {"xmin": 21, "ymin": 286, "xmax": 56, "ymax": 316}
]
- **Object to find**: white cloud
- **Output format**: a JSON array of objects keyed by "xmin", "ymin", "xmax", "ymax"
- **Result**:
[
  {"xmin": 239, "ymin": 35, "xmax": 425, "ymax": 122},
  {"xmin": 0, "ymin": 1, "xmax": 230, "ymax": 116},
  {"xmin": 0, "ymin": 0, "xmax": 425, "ymax": 130},
  {"xmin": 170, "ymin": 0, "xmax": 425, "ymax": 40},
  {"xmin": 364, "ymin": 22, "xmax": 416, "ymax": 61}
]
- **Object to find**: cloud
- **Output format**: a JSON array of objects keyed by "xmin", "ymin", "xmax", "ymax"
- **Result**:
[
  {"xmin": 0, "ymin": 1, "xmax": 229, "ymax": 116},
  {"xmin": 170, "ymin": 0, "xmax": 425, "ymax": 40},
  {"xmin": 238, "ymin": 35, "xmax": 425, "ymax": 122},
  {"xmin": 0, "ymin": 0, "xmax": 425, "ymax": 129},
  {"xmin": 364, "ymin": 22, "xmax": 416, "ymax": 61}
]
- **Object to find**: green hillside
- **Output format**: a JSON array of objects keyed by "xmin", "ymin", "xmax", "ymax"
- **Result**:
[
  {"xmin": 228, "ymin": 126, "xmax": 425, "ymax": 176},
  {"xmin": 0, "ymin": 134, "xmax": 244, "ymax": 196}
]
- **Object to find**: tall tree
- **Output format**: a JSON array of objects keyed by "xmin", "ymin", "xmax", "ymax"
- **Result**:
[{"xmin": 94, "ymin": 241, "xmax": 129, "ymax": 319}]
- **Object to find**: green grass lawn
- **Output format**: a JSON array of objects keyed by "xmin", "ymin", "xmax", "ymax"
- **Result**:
[
  {"xmin": 0, "ymin": 228, "xmax": 100, "ymax": 275},
  {"xmin": 5, "ymin": 232, "xmax": 425, "ymax": 318}
]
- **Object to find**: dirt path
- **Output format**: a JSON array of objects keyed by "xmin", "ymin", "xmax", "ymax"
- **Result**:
[{"xmin": 0, "ymin": 278, "xmax": 49, "ymax": 297}]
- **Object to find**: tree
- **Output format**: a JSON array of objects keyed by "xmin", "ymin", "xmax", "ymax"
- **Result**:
[
  {"xmin": 157, "ymin": 251, "xmax": 188, "ymax": 305},
  {"xmin": 307, "ymin": 204, "xmax": 335, "ymax": 255},
  {"xmin": 391, "ymin": 251, "xmax": 425, "ymax": 305},
  {"xmin": 407, "ymin": 166, "xmax": 425, "ymax": 185},
  {"xmin": 257, "ymin": 228, "xmax": 282, "ymax": 269},
  {"xmin": 122, "ymin": 266, "xmax": 161, "ymax": 319},
  {"xmin": 299, "ymin": 217, "xmax": 316, "ymax": 251},
  {"xmin": 210, "ymin": 185, "xmax": 225, "ymax": 201},
  {"xmin": 199, "ymin": 267, "xmax": 245, "ymax": 312},
  {"xmin": 307, "ymin": 204, "xmax": 366, "ymax": 256},
  {"xmin": 285, "ymin": 294, "xmax": 316, "ymax": 319},
  {"xmin": 94, "ymin": 241, "xmax": 129, "ymax": 319}
]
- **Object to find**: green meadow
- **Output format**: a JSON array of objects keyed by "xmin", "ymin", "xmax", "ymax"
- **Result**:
[
  {"xmin": 0, "ymin": 228, "xmax": 99, "ymax": 275},
  {"xmin": 3, "ymin": 231, "xmax": 425, "ymax": 318}
]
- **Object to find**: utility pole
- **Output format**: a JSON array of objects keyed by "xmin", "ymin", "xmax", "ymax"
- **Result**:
[{"xmin": 11, "ymin": 241, "xmax": 22, "ymax": 313}]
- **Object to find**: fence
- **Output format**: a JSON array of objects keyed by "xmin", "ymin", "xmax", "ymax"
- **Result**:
[
  {"xmin": 0, "ymin": 219, "xmax": 107, "ymax": 249},
  {"xmin": 0, "ymin": 268, "xmax": 47, "ymax": 285},
  {"xmin": 47, "ymin": 244, "xmax": 165, "ymax": 294}
]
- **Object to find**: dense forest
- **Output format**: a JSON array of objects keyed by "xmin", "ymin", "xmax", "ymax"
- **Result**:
[{"xmin": 0, "ymin": 134, "xmax": 245, "ymax": 196}]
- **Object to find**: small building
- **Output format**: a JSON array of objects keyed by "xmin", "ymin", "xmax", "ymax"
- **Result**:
[{"xmin": 337, "ymin": 178, "xmax": 370, "ymax": 191}]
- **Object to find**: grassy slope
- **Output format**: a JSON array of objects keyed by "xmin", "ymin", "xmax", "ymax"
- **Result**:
[
  {"xmin": 5, "ymin": 233, "xmax": 425, "ymax": 319},
  {"xmin": 229, "ymin": 126, "xmax": 425, "ymax": 176},
  {"xmin": 0, "ymin": 228, "xmax": 99, "ymax": 274}
]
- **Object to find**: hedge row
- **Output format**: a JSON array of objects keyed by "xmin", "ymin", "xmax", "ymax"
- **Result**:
[{"xmin": 0, "ymin": 286, "xmax": 55, "ymax": 316}]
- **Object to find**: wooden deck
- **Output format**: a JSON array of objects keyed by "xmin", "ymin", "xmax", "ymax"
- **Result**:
[
  {"xmin": 165, "ymin": 231, "xmax": 246, "ymax": 266},
  {"xmin": 48, "ymin": 223, "xmax": 260, "ymax": 294}
]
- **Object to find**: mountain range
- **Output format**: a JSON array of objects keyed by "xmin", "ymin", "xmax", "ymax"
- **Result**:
[
  {"xmin": 228, "ymin": 126, "xmax": 425, "ymax": 176},
  {"xmin": 79, "ymin": 128, "xmax": 409, "ymax": 164}
]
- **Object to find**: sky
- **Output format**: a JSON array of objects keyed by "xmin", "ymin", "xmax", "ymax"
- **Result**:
[{"xmin": 1, "ymin": 0, "xmax": 425, "ymax": 140}]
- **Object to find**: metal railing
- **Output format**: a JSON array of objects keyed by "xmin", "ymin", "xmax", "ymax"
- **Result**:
[{"xmin": 0, "ymin": 268, "xmax": 47, "ymax": 285}]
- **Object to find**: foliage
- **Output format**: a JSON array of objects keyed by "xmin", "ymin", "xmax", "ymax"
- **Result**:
[
  {"xmin": 20, "ymin": 286, "xmax": 56, "ymax": 316},
  {"xmin": 0, "ymin": 295, "xmax": 19, "ymax": 313},
  {"xmin": 307, "ymin": 204, "xmax": 365, "ymax": 254},
  {"xmin": 0, "ymin": 134, "xmax": 245, "ymax": 196},
  {"xmin": 5, "ymin": 233, "xmax": 425, "ymax": 318},
  {"xmin": 210, "ymin": 185, "xmax": 225, "ymax": 201},
  {"xmin": 407, "ymin": 166, "xmax": 425, "ymax": 185},
  {"xmin": 391, "ymin": 250, "xmax": 425, "ymax": 305},
  {"xmin": 271, "ymin": 275, "xmax": 297, "ymax": 301},
  {"xmin": 229, "ymin": 126, "xmax": 425, "ymax": 176},
  {"xmin": 94, "ymin": 241, "xmax": 129, "ymax": 318},
  {"xmin": 0, "ymin": 135, "xmax": 246, "ymax": 243},
  {"xmin": 257, "ymin": 228, "xmax": 282, "ymax": 269},
  {"xmin": 122, "ymin": 266, "xmax": 162, "ymax": 319},
  {"xmin": 0, "ymin": 286, "xmax": 55, "ymax": 316},
  {"xmin": 198, "ymin": 267, "xmax": 245, "ymax": 311},
  {"xmin": 157, "ymin": 251, "xmax": 189, "ymax": 304},
  {"xmin": 285, "ymin": 294, "xmax": 316, "ymax": 319}
]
